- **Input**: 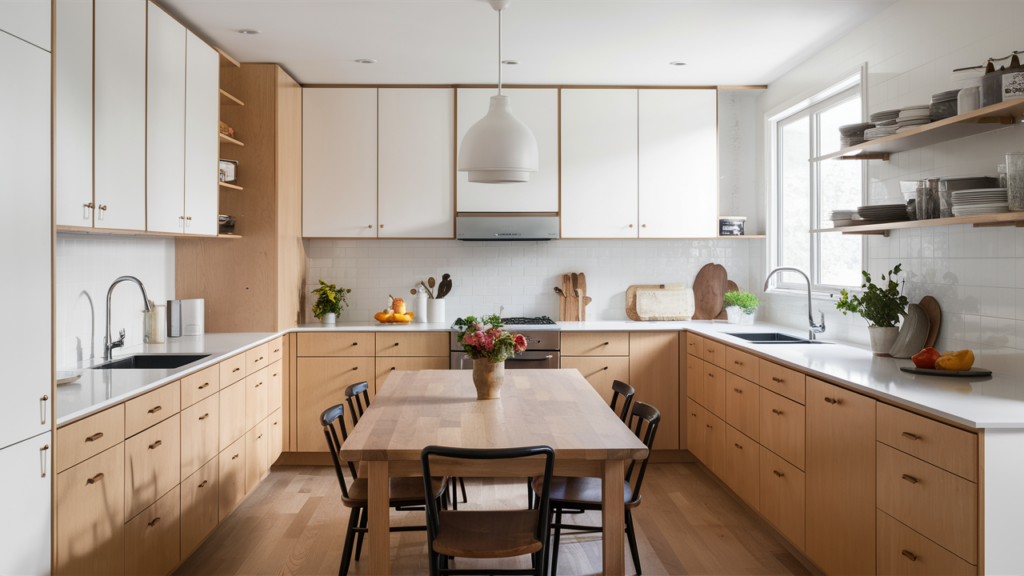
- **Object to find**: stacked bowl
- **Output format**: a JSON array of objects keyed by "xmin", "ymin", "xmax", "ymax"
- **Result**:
[
  {"xmin": 830, "ymin": 209, "xmax": 862, "ymax": 228},
  {"xmin": 857, "ymin": 204, "xmax": 911, "ymax": 223},
  {"xmin": 838, "ymin": 122, "xmax": 875, "ymax": 148},
  {"xmin": 865, "ymin": 109, "xmax": 901, "ymax": 140}
]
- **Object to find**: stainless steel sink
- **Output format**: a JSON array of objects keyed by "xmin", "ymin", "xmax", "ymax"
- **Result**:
[
  {"xmin": 92, "ymin": 354, "xmax": 210, "ymax": 370},
  {"xmin": 727, "ymin": 333, "xmax": 830, "ymax": 344}
]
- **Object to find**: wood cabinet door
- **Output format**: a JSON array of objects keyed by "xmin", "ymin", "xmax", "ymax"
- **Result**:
[
  {"xmin": 560, "ymin": 356, "xmax": 630, "ymax": 413},
  {"xmin": 181, "ymin": 393, "xmax": 219, "ymax": 481},
  {"xmin": 296, "ymin": 357, "xmax": 375, "ymax": 451},
  {"xmin": 560, "ymin": 89, "xmax": 639, "ymax": 238},
  {"xmin": 181, "ymin": 365, "xmax": 220, "ymax": 409},
  {"xmin": 375, "ymin": 357, "xmax": 450, "ymax": 395},
  {"xmin": 245, "ymin": 419, "xmax": 268, "ymax": 493},
  {"xmin": 374, "ymin": 332, "xmax": 450, "ymax": 357},
  {"xmin": 685, "ymin": 401, "xmax": 705, "ymax": 462},
  {"xmin": 94, "ymin": 0, "xmax": 146, "ymax": 231},
  {"xmin": 219, "ymin": 379, "xmax": 247, "ymax": 449},
  {"xmin": 456, "ymin": 88, "xmax": 559, "ymax": 212},
  {"xmin": 269, "ymin": 360, "xmax": 284, "ymax": 414},
  {"xmin": 183, "ymin": 30, "xmax": 219, "ymax": 236},
  {"xmin": 303, "ymin": 88, "xmax": 378, "ymax": 237},
  {"xmin": 562, "ymin": 332, "xmax": 630, "ymax": 357},
  {"xmin": 125, "ymin": 414, "xmax": 180, "ymax": 521},
  {"xmin": 685, "ymin": 353, "xmax": 705, "ymax": 406},
  {"xmin": 628, "ymin": 332, "xmax": 679, "ymax": 450},
  {"xmin": 723, "ymin": 425, "xmax": 759, "ymax": 509},
  {"xmin": 0, "ymin": 432, "xmax": 51, "ymax": 576},
  {"xmin": 724, "ymin": 372, "xmax": 759, "ymax": 442},
  {"xmin": 638, "ymin": 89, "xmax": 718, "ymax": 238},
  {"xmin": 704, "ymin": 412, "xmax": 727, "ymax": 477},
  {"xmin": 759, "ymin": 388, "xmax": 805, "ymax": 470},
  {"xmin": 759, "ymin": 445, "xmax": 805, "ymax": 551},
  {"xmin": 54, "ymin": 0, "xmax": 93, "ymax": 228},
  {"xmin": 268, "ymin": 409, "xmax": 283, "ymax": 466},
  {"xmin": 806, "ymin": 377, "xmax": 876, "ymax": 576},
  {"xmin": 180, "ymin": 458, "xmax": 218, "ymax": 558},
  {"xmin": 704, "ymin": 363, "xmax": 727, "ymax": 419},
  {"xmin": 124, "ymin": 485, "xmax": 180, "ymax": 576},
  {"xmin": 218, "ymin": 438, "xmax": 245, "ymax": 521},
  {"xmin": 57, "ymin": 446, "xmax": 125, "ymax": 576},
  {"xmin": 146, "ymin": 1, "xmax": 186, "ymax": 233},
  {"xmin": 378, "ymin": 88, "xmax": 454, "ymax": 238},
  {"xmin": 245, "ymin": 367, "xmax": 269, "ymax": 431}
]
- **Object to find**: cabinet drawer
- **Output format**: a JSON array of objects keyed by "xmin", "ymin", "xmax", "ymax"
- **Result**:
[
  {"xmin": 684, "ymin": 332, "xmax": 703, "ymax": 358},
  {"xmin": 125, "ymin": 414, "xmax": 180, "ymax": 521},
  {"xmin": 181, "ymin": 394, "xmax": 219, "ymax": 481},
  {"xmin": 702, "ymin": 339, "xmax": 725, "ymax": 368},
  {"xmin": 759, "ymin": 388, "xmax": 805, "ymax": 470},
  {"xmin": 125, "ymin": 380, "xmax": 180, "ymax": 438},
  {"xmin": 295, "ymin": 356, "xmax": 375, "ymax": 452},
  {"xmin": 375, "ymin": 356, "xmax": 451, "ymax": 394},
  {"xmin": 703, "ymin": 363, "xmax": 727, "ymax": 419},
  {"xmin": 219, "ymin": 379, "xmax": 247, "ymax": 448},
  {"xmin": 219, "ymin": 353, "xmax": 246, "ymax": 386},
  {"xmin": 219, "ymin": 438, "xmax": 246, "ymax": 521},
  {"xmin": 246, "ymin": 342, "xmax": 269, "ymax": 375},
  {"xmin": 877, "ymin": 510, "xmax": 976, "ymax": 576},
  {"xmin": 685, "ymin": 354, "xmax": 704, "ymax": 406},
  {"xmin": 877, "ymin": 403, "xmax": 978, "ymax": 482},
  {"xmin": 245, "ymin": 367, "xmax": 269, "ymax": 431},
  {"xmin": 298, "ymin": 332, "xmax": 375, "ymax": 356},
  {"xmin": 56, "ymin": 404, "xmax": 125, "ymax": 473},
  {"xmin": 56, "ymin": 446, "xmax": 125, "ymax": 576},
  {"xmin": 725, "ymin": 372, "xmax": 759, "ymax": 442},
  {"xmin": 562, "ymin": 332, "xmax": 629, "ymax": 356},
  {"xmin": 125, "ymin": 485, "xmax": 180, "ymax": 576},
  {"xmin": 181, "ymin": 365, "xmax": 219, "ymax": 408},
  {"xmin": 181, "ymin": 459, "xmax": 219, "ymax": 558},
  {"xmin": 245, "ymin": 419, "xmax": 269, "ymax": 493},
  {"xmin": 759, "ymin": 445, "xmax": 805, "ymax": 551},
  {"xmin": 268, "ymin": 335, "xmax": 285, "ymax": 365},
  {"xmin": 723, "ymin": 425, "xmax": 758, "ymax": 510},
  {"xmin": 559, "ymin": 356, "xmax": 630, "ymax": 415},
  {"xmin": 374, "ymin": 332, "xmax": 449, "ymax": 357},
  {"xmin": 758, "ymin": 359, "xmax": 805, "ymax": 405},
  {"xmin": 268, "ymin": 360, "xmax": 284, "ymax": 414},
  {"xmin": 725, "ymin": 346, "xmax": 759, "ymax": 382},
  {"xmin": 876, "ymin": 442, "xmax": 978, "ymax": 564},
  {"xmin": 269, "ymin": 408, "xmax": 283, "ymax": 466}
]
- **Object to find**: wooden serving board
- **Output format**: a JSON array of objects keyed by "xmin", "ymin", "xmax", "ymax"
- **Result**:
[
  {"xmin": 626, "ymin": 283, "xmax": 694, "ymax": 321},
  {"xmin": 714, "ymin": 280, "xmax": 740, "ymax": 320},
  {"xmin": 919, "ymin": 296, "xmax": 941, "ymax": 348},
  {"xmin": 693, "ymin": 264, "xmax": 729, "ymax": 320},
  {"xmin": 899, "ymin": 366, "xmax": 991, "ymax": 378}
]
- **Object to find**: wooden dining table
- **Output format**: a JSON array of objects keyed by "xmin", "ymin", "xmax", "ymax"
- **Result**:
[{"xmin": 337, "ymin": 368, "xmax": 650, "ymax": 576}]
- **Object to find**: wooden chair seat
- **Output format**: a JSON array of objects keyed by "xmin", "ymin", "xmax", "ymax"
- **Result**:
[
  {"xmin": 343, "ymin": 476, "xmax": 448, "ymax": 508},
  {"xmin": 432, "ymin": 510, "xmax": 544, "ymax": 559},
  {"xmin": 531, "ymin": 476, "xmax": 640, "ymax": 509}
]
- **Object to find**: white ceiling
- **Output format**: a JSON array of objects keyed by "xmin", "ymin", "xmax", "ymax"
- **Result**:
[{"xmin": 162, "ymin": 0, "xmax": 894, "ymax": 87}]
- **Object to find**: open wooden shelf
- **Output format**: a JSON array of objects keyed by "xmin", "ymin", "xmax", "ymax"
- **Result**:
[
  {"xmin": 219, "ymin": 181, "xmax": 243, "ymax": 190},
  {"xmin": 217, "ymin": 234, "xmax": 242, "ymax": 239},
  {"xmin": 810, "ymin": 211, "xmax": 1024, "ymax": 237},
  {"xmin": 57, "ymin": 224, "xmax": 242, "ymax": 239},
  {"xmin": 220, "ymin": 89, "xmax": 244, "ymax": 107},
  {"xmin": 219, "ymin": 133, "xmax": 244, "ymax": 146},
  {"xmin": 719, "ymin": 235, "xmax": 766, "ymax": 239},
  {"xmin": 811, "ymin": 99, "xmax": 1024, "ymax": 162},
  {"xmin": 216, "ymin": 47, "xmax": 240, "ymax": 69}
]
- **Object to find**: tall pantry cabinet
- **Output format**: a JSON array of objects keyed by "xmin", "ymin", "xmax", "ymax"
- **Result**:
[{"xmin": 0, "ymin": 5, "xmax": 54, "ymax": 576}]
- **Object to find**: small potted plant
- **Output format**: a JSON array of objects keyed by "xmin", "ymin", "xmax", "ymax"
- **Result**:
[
  {"xmin": 723, "ymin": 291, "xmax": 760, "ymax": 325},
  {"xmin": 454, "ymin": 314, "xmax": 528, "ymax": 399},
  {"xmin": 311, "ymin": 280, "xmax": 351, "ymax": 325},
  {"xmin": 836, "ymin": 265, "xmax": 908, "ymax": 355}
]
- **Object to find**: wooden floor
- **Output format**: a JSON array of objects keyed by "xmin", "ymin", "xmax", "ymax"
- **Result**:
[{"xmin": 175, "ymin": 463, "xmax": 812, "ymax": 576}]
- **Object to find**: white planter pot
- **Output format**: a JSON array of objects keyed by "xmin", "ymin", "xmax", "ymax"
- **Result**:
[
  {"xmin": 868, "ymin": 326, "xmax": 899, "ymax": 356},
  {"xmin": 321, "ymin": 312, "xmax": 336, "ymax": 325},
  {"xmin": 725, "ymin": 306, "xmax": 756, "ymax": 325},
  {"xmin": 427, "ymin": 299, "xmax": 445, "ymax": 324}
]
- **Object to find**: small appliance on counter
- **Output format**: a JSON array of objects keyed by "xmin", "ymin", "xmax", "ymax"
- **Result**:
[{"xmin": 167, "ymin": 298, "xmax": 205, "ymax": 337}]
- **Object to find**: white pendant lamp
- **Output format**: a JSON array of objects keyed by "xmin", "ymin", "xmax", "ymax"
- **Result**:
[{"xmin": 457, "ymin": 0, "xmax": 538, "ymax": 184}]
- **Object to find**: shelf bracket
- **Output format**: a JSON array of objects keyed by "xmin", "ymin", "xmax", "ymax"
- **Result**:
[
  {"xmin": 976, "ymin": 116, "xmax": 1014, "ymax": 125},
  {"xmin": 836, "ymin": 153, "xmax": 889, "ymax": 161},
  {"xmin": 842, "ymin": 230, "xmax": 889, "ymax": 237}
]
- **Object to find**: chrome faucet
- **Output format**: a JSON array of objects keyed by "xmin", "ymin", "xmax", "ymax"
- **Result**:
[
  {"xmin": 104, "ymin": 276, "xmax": 152, "ymax": 360},
  {"xmin": 763, "ymin": 267, "xmax": 825, "ymax": 341}
]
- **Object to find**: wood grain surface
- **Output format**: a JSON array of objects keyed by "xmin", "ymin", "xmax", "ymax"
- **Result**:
[
  {"xmin": 625, "ymin": 284, "xmax": 694, "ymax": 321},
  {"xmin": 715, "ymin": 280, "xmax": 740, "ymax": 320},
  {"xmin": 692, "ymin": 264, "xmax": 729, "ymax": 320},
  {"xmin": 919, "ymin": 295, "xmax": 942, "ymax": 349}
]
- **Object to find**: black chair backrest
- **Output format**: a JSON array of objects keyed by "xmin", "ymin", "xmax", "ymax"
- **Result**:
[
  {"xmin": 321, "ymin": 403, "xmax": 357, "ymax": 499},
  {"xmin": 624, "ymin": 401, "xmax": 660, "ymax": 505},
  {"xmin": 609, "ymin": 380, "xmax": 635, "ymax": 423},
  {"xmin": 345, "ymin": 381, "xmax": 371, "ymax": 425},
  {"xmin": 420, "ymin": 445, "xmax": 555, "ymax": 547}
]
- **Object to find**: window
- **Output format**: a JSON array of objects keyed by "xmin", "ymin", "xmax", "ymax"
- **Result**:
[{"xmin": 773, "ymin": 83, "xmax": 864, "ymax": 292}]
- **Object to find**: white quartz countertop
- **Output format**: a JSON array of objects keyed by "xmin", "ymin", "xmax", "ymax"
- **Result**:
[{"xmin": 56, "ymin": 320, "xmax": 1024, "ymax": 429}]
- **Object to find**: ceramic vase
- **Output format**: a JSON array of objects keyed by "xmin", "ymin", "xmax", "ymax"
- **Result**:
[
  {"xmin": 427, "ymin": 299, "xmax": 445, "ymax": 324},
  {"xmin": 868, "ymin": 326, "xmax": 899, "ymax": 356},
  {"xmin": 472, "ymin": 358, "xmax": 504, "ymax": 399},
  {"xmin": 321, "ymin": 312, "xmax": 336, "ymax": 325},
  {"xmin": 725, "ymin": 306, "xmax": 756, "ymax": 325}
]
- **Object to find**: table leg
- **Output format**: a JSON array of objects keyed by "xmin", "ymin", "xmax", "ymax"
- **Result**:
[
  {"xmin": 602, "ymin": 459, "xmax": 625, "ymax": 576},
  {"xmin": 368, "ymin": 460, "xmax": 391, "ymax": 575}
]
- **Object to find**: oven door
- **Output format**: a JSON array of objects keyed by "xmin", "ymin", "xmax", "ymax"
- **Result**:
[{"xmin": 450, "ymin": 351, "xmax": 559, "ymax": 370}]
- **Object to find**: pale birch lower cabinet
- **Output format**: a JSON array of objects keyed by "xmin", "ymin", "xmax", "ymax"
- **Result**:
[
  {"xmin": 683, "ymin": 332, "xmax": 981, "ymax": 576},
  {"xmin": 54, "ymin": 336, "xmax": 285, "ymax": 576}
]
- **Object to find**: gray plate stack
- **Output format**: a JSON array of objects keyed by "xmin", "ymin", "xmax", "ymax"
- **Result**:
[
  {"xmin": 857, "ymin": 203, "xmax": 911, "ymax": 223},
  {"xmin": 896, "ymin": 105, "xmax": 932, "ymax": 132},
  {"xmin": 930, "ymin": 90, "xmax": 960, "ymax": 121},
  {"xmin": 839, "ymin": 122, "xmax": 875, "ymax": 148},
  {"xmin": 865, "ymin": 109, "xmax": 901, "ymax": 140}
]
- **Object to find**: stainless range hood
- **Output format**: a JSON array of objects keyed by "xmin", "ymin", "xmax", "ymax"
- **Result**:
[{"xmin": 456, "ymin": 214, "xmax": 559, "ymax": 241}]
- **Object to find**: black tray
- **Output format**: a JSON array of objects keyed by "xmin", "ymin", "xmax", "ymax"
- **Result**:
[{"xmin": 899, "ymin": 366, "xmax": 992, "ymax": 378}]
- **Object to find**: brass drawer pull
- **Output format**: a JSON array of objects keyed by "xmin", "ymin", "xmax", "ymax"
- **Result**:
[
  {"xmin": 352, "ymin": 367, "xmax": 358, "ymax": 371},
  {"xmin": 773, "ymin": 470, "xmax": 784, "ymax": 478},
  {"xmin": 352, "ymin": 342, "xmax": 358, "ymax": 346},
  {"xmin": 901, "ymin": 550, "xmax": 917, "ymax": 562},
  {"xmin": 902, "ymin": 432, "xmax": 920, "ymax": 441},
  {"xmin": 40, "ymin": 444, "xmax": 49, "ymax": 477},
  {"xmin": 255, "ymin": 356, "xmax": 264, "ymax": 362},
  {"xmin": 603, "ymin": 366, "xmax": 608, "ymax": 370},
  {"xmin": 87, "ymin": 473, "xmax": 105, "ymax": 485},
  {"xmin": 691, "ymin": 413, "xmax": 697, "ymax": 417},
  {"xmin": 733, "ymin": 388, "xmax": 743, "ymax": 394},
  {"xmin": 149, "ymin": 440, "xmax": 163, "ymax": 450},
  {"xmin": 772, "ymin": 409, "xmax": 783, "ymax": 415},
  {"xmin": 40, "ymin": 395, "xmax": 48, "ymax": 425},
  {"xmin": 148, "ymin": 405, "xmax": 162, "ymax": 414},
  {"xmin": 148, "ymin": 517, "xmax": 161, "ymax": 528},
  {"xmin": 901, "ymin": 474, "xmax": 919, "ymax": 484},
  {"xmin": 199, "ymin": 413, "xmax": 210, "ymax": 420},
  {"xmin": 198, "ymin": 383, "xmax": 209, "ymax": 390},
  {"xmin": 255, "ymin": 382, "xmax": 262, "ymax": 387},
  {"xmin": 393, "ymin": 342, "xmax": 400, "ymax": 347},
  {"xmin": 273, "ymin": 348, "xmax": 280, "ymax": 353},
  {"xmin": 734, "ymin": 360, "xmax": 743, "ymax": 366},
  {"xmin": 706, "ymin": 424, "xmax": 711, "ymax": 429},
  {"xmin": 198, "ymin": 480, "xmax": 208, "ymax": 488},
  {"xmin": 258, "ymin": 434, "xmax": 263, "ymax": 440},
  {"xmin": 233, "ymin": 367, "xmax": 240, "ymax": 373},
  {"xmin": 707, "ymin": 373, "xmax": 714, "ymax": 378},
  {"xmin": 603, "ymin": 342, "xmax": 609, "ymax": 345},
  {"xmin": 824, "ymin": 397, "xmax": 837, "ymax": 404},
  {"xmin": 772, "ymin": 377, "xmax": 783, "ymax": 383},
  {"xmin": 734, "ymin": 443, "xmax": 743, "ymax": 449},
  {"xmin": 273, "ymin": 373, "xmax": 278, "ymax": 377},
  {"xmin": 232, "ymin": 454, "xmax": 239, "ymax": 460},
  {"xmin": 390, "ymin": 367, "xmax": 395, "ymax": 371},
  {"xmin": 85, "ymin": 432, "xmax": 104, "ymax": 443}
]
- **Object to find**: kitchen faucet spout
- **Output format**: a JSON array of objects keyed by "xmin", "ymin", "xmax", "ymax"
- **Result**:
[
  {"xmin": 104, "ymin": 276, "xmax": 152, "ymax": 361},
  {"xmin": 763, "ymin": 267, "xmax": 825, "ymax": 340}
]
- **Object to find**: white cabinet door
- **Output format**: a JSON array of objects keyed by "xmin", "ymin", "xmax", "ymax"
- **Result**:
[
  {"xmin": 0, "ymin": 0, "xmax": 51, "ymax": 51},
  {"xmin": 639, "ymin": 89, "xmax": 718, "ymax": 238},
  {"xmin": 456, "ymin": 88, "xmax": 558, "ymax": 213},
  {"xmin": 54, "ymin": 0, "xmax": 93, "ymax": 227},
  {"xmin": 0, "ymin": 433, "xmax": 52, "ymax": 576},
  {"xmin": 0, "ymin": 31, "xmax": 51, "ymax": 450},
  {"xmin": 560, "ymin": 89, "xmax": 638, "ymax": 238},
  {"xmin": 302, "ymin": 88, "xmax": 378, "ymax": 238},
  {"xmin": 146, "ymin": 1, "xmax": 185, "ymax": 233},
  {"xmin": 95, "ymin": 0, "xmax": 146, "ymax": 231},
  {"xmin": 184, "ymin": 31, "xmax": 219, "ymax": 236},
  {"xmin": 378, "ymin": 88, "xmax": 454, "ymax": 238}
]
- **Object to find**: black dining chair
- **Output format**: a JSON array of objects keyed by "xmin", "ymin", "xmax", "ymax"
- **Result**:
[
  {"xmin": 538, "ymin": 401, "xmax": 660, "ymax": 576},
  {"xmin": 421, "ymin": 445, "xmax": 556, "ymax": 576},
  {"xmin": 321, "ymin": 403, "xmax": 450, "ymax": 576}
]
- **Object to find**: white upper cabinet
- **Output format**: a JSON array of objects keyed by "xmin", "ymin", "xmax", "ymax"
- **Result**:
[
  {"xmin": 54, "ymin": 0, "xmax": 93, "ymax": 227},
  {"xmin": 378, "ymin": 88, "xmax": 455, "ymax": 238},
  {"xmin": 638, "ymin": 89, "xmax": 718, "ymax": 238},
  {"xmin": 184, "ymin": 31, "xmax": 219, "ymax": 236},
  {"xmin": 146, "ymin": 1, "xmax": 186, "ymax": 233},
  {"xmin": 560, "ymin": 89, "xmax": 639, "ymax": 238},
  {"xmin": 456, "ymin": 88, "xmax": 559, "ymax": 213},
  {"xmin": 95, "ymin": 0, "xmax": 146, "ymax": 231},
  {"xmin": 0, "ymin": 432, "xmax": 52, "ymax": 576},
  {"xmin": 303, "ymin": 88, "xmax": 378, "ymax": 238},
  {"xmin": 0, "ymin": 0, "xmax": 51, "ymax": 51}
]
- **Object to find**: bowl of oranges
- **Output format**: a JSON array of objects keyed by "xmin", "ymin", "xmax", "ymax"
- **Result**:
[{"xmin": 374, "ymin": 296, "xmax": 414, "ymax": 324}]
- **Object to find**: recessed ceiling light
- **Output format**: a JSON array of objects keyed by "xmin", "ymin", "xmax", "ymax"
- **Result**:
[
  {"xmin": 238, "ymin": 29, "xmax": 261, "ymax": 35},
  {"xmin": 356, "ymin": 59, "xmax": 377, "ymax": 64},
  {"xmin": 669, "ymin": 61, "xmax": 687, "ymax": 66},
  {"xmin": 501, "ymin": 60, "xmax": 520, "ymax": 65}
]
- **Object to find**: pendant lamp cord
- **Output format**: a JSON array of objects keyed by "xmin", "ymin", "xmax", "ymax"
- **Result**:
[{"xmin": 497, "ymin": 9, "xmax": 502, "ymax": 96}]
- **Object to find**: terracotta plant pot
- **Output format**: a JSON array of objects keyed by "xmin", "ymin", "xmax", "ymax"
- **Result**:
[
  {"xmin": 868, "ymin": 326, "xmax": 899, "ymax": 356},
  {"xmin": 472, "ymin": 358, "xmax": 505, "ymax": 400}
]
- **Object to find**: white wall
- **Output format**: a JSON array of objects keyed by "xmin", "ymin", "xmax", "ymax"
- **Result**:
[
  {"xmin": 306, "ymin": 238, "xmax": 766, "ymax": 324},
  {"xmin": 758, "ymin": 0, "xmax": 1024, "ymax": 375},
  {"xmin": 55, "ymin": 233, "xmax": 175, "ymax": 368}
]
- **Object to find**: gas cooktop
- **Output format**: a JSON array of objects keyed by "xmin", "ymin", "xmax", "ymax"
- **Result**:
[{"xmin": 500, "ymin": 316, "xmax": 558, "ymax": 326}]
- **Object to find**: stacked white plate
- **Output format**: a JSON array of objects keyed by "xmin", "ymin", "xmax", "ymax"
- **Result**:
[
  {"xmin": 897, "ymin": 105, "xmax": 932, "ymax": 131},
  {"xmin": 870, "ymin": 109, "xmax": 900, "ymax": 123},
  {"xmin": 865, "ymin": 125, "xmax": 900, "ymax": 140},
  {"xmin": 857, "ymin": 204, "xmax": 910, "ymax": 223},
  {"xmin": 838, "ymin": 122, "xmax": 874, "ymax": 148},
  {"xmin": 951, "ymin": 188, "xmax": 1009, "ymax": 216},
  {"xmin": 830, "ymin": 210, "xmax": 862, "ymax": 226}
]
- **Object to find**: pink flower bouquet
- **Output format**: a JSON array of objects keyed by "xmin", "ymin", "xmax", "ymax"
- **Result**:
[{"xmin": 455, "ymin": 314, "xmax": 528, "ymax": 363}]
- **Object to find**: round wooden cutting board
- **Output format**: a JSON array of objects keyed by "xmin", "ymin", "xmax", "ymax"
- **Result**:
[{"xmin": 692, "ymin": 264, "xmax": 729, "ymax": 320}]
